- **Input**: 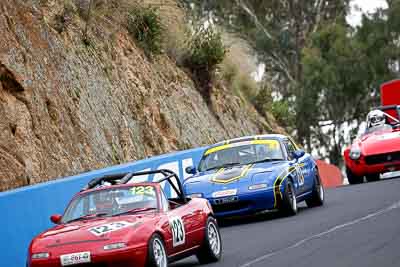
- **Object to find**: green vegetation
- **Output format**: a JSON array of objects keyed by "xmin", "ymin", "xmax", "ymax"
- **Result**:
[
  {"xmin": 183, "ymin": 26, "xmax": 227, "ymax": 99},
  {"xmin": 271, "ymin": 100, "xmax": 295, "ymax": 130},
  {"xmin": 252, "ymin": 85, "xmax": 273, "ymax": 117},
  {"xmin": 220, "ymin": 58, "xmax": 258, "ymax": 102},
  {"xmin": 127, "ymin": 5, "xmax": 164, "ymax": 56},
  {"xmin": 185, "ymin": 27, "xmax": 226, "ymax": 73}
]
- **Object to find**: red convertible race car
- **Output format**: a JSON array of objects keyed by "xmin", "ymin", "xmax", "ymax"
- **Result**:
[
  {"xmin": 27, "ymin": 170, "xmax": 222, "ymax": 267},
  {"xmin": 344, "ymin": 81, "xmax": 400, "ymax": 184}
]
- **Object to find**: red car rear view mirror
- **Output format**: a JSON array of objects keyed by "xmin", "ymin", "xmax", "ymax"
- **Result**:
[{"xmin": 50, "ymin": 214, "xmax": 62, "ymax": 224}]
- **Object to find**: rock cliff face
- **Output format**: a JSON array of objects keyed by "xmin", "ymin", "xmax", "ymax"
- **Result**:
[{"xmin": 0, "ymin": 0, "xmax": 283, "ymax": 191}]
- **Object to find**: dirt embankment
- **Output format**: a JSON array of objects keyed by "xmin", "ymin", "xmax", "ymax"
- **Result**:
[{"xmin": 0, "ymin": 0, "xmax": 283, "ymax": 191}]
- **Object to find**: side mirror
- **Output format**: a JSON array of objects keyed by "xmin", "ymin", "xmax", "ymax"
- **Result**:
[
  {"xmin": 292, "ymin": 149, "xmax": 305, "ymax": 161},
  {"xmin": 50, "ymin": 214, "xmax": 62, "ymax": 224},
  {"xmin": 185, "ymin": 166, "xmax": 197, "ymax": 175}
]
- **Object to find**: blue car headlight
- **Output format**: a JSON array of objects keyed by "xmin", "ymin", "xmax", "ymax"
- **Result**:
[
  {"xmin": 249, "ymin": 183, "xmax": 268, "ymax": 190},
  {"xmin": 251, "ymin": 173, "xmax": 272, "ymax": 190},
  {"xmin": 248, "ymin": 184, "xmax": 268, "ymax": 190}
]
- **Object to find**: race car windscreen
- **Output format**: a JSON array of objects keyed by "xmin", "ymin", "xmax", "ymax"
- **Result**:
[
  {"xmin": 62, "ymin": 185, "xmax": 158, "ymax": 223},
  {"xmin": 364, "ymin": 124, "xmax": 393, "ymax": 134},
  {"xmin": 198, "ymin": 140, "xmax": 284, "ymax": 172}
]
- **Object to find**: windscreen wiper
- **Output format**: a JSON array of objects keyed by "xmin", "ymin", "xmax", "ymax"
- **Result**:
[
  {"xmin": 111, "ymin": 207, "xmax": 157, "ymax": 217},
  {"xmin": 252, "ymin": 158, "xmax": 284, "ymax": 164},
  {"xmin": 67, "ymin": 212, "xmax": 109, "ymax": 223}
]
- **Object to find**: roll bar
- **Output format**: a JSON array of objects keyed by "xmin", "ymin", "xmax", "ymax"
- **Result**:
[{"xmin": 82, "ymin": 169, "xmax": 186, "ymax": 203}]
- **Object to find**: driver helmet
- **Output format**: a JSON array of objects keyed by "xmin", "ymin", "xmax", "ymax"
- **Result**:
[{"xmin": 367, "ymin": 110, "xmax": 386, "ymax": 128}]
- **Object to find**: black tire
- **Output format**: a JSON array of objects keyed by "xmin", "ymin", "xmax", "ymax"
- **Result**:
[
  {"xmin": 279, "ymin": 179, "xmax": 297, "ymax": 216},
  {"xmin": 346, "ymin": 167, "xmax": 363, "ymax": 184},
  {"xmin": 366, "ymin": 173, "xmax": 380, "ymax": 182},
  {"xmin": 306, "ymin": 172, "xmax": 324, "ymax": 208},
  {"xmin": 196, "ymin": 217, "xmax": 222, "ymax": 264},
  {"xmin": 146, "ymin": 234, "xmax": 168, "ymax": 267}
]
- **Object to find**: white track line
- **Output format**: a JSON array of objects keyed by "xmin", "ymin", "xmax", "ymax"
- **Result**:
[{"xmin": 240, "ymin": 200, "xmax": 400, "ymax": 267}]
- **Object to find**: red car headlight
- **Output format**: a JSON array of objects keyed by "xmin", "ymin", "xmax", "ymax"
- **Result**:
[{"xmin": 349, "ymin": 148, "xmax": 361, "ymax": 160}]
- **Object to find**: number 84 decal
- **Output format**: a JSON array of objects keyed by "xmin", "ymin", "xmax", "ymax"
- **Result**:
[
  {"xmin": 295, "ymin": 166, "xmax": 305, "ymax": 186},
  {"xmin": 169, "ymin": 217, "xmax": 185, "ymax": 247}
]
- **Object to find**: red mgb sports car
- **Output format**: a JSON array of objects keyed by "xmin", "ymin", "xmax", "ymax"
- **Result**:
[
  {"xmin": 344, "ymin": 105, "xmax": 400, "ymax": 184},
  {"xmin": 27, "ymin": 170, "xmax": 222, "ymax": 267}
]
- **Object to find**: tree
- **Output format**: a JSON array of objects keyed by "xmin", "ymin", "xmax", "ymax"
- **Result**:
[
  {"xmin": 301, "ymin": 23, "xmax": 369, "ymax": 164},
  {"xmin": 301, "ymin": 8, "xmax": 400, "ymax": 165},
  {"xmin": 181, "ymin": 0, "xmax": 349, "ymax": 96}
]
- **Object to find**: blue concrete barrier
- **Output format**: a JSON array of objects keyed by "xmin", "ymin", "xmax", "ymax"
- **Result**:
[{"xmin": 0, "ymin": 147, "xmax": 206, "ymax": 267}]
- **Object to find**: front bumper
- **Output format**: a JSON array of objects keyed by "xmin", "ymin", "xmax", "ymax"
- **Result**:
[
  {"xmin": 208, "ymin": 188, "xmax": 276, "ymax": 218},
  {"xmin": 346, "ymin": 156, "xmax": 400, "ymax": 176},
  {"xmin": 29, "ymin": 245, "xmax": 147, "ymax": 267}
]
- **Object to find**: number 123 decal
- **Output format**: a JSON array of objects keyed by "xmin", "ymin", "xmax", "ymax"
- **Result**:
[{"xmin": 169, "ymin": 217, "xmax": 185, "ymax": 247}]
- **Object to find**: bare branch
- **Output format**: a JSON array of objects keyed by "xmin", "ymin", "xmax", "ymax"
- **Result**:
[{"xmin": 234, "ymin": 0, "xmax": 273, "ymax": 39}]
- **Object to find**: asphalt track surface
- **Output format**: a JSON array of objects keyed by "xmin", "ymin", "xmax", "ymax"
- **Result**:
[{"xmin": 171, "ymin": 176, "xmax": 400, "ymax": 267}]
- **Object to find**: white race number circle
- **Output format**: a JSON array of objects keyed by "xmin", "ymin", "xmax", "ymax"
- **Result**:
[{"xmin": 88, "ymin": 221, "xmax": 132, "ymax": 236}]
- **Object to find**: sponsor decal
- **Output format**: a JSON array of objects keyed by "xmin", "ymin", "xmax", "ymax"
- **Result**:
[
  {"xmin": 212, "ymin": 189, "xmax": 238, "ymax": 198},
  {"xmin": 205, "ymin": 139, "xmax": 280, "ymax": 155}
]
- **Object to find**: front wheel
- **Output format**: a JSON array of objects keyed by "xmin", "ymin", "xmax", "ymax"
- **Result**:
[
  {"xmin": 279, "ymin": 180, "xmax": 297, "ymax": 216},
  {"xmin": 196, "ymin": 217, "xmax": 222, "ymax": 264},
  {"xmin": 346, "ymin": 167, "xmax": 363, "ymax": 184},
  {"xmin": 306, "ymin": 173, "xmax": 324, "ymax": 208},
  {"xmin": 146, "ymin": 234, "xmax": 167, "ymax": 267}
]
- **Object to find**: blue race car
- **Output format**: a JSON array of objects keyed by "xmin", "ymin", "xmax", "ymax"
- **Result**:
[{"xmin": 183, "ymin": 134, "xmax": 324, "ymax": 218}]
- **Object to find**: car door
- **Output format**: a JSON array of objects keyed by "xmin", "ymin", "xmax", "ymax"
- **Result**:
[
  {"xmin": 163, "ymin": 195, "xmax": 201, "ymax": 254},
  {"xmin": 179, "ymin": 200, "xmax": 204, "ymax": 247},
  {"xmin": 283, "ymin": 139, "xmax": 307, "ymax": 194},
  {"xmin": 287, "ymin": 139, "xmax": 314, "ymax": 193},
  {"xmin": 300, "ymin": 154, "xmax": 316, "ymax": 193}
]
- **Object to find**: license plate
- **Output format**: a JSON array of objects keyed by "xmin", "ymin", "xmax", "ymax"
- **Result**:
[
  {"xmin": 60, "ymin": 252, "xmax": 91, "ymax": 266},
  {"xmin": 214, "ymin": 196, "xmax": 239, "ymax": 205}
]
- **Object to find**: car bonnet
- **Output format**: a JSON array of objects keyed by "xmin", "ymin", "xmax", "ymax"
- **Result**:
[
  {"xmin": 184, "ymin": 162, "xmax": 287, "ymax": 196},
  {"xmin": 31, "ymin": 214, "xmax": 153, "ymax": 252},
  {"xmin": 359, "ymin": 130, "xmax": 400, "ymax": 155}
]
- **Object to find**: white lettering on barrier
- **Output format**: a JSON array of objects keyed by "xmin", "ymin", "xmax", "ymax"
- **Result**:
[
  {"xmin": 182, "ymin": 158, "xmax": 194, "ymax": 180},
  {"xmin": 156, "ymin": 162, "xmax": 180, "ymax": 198}
]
